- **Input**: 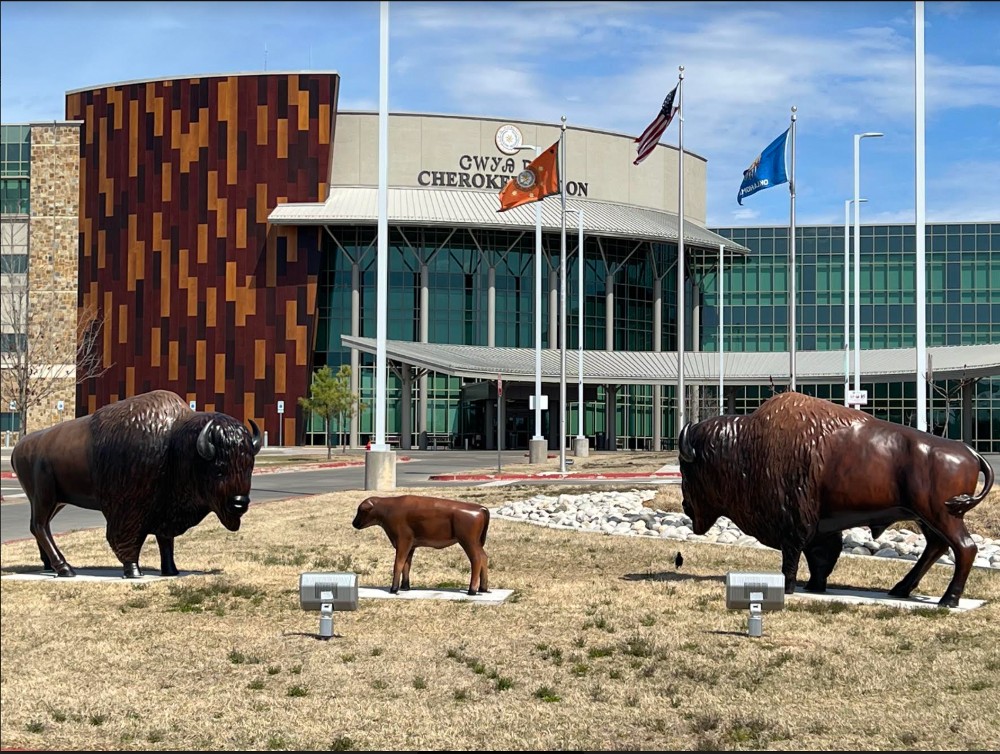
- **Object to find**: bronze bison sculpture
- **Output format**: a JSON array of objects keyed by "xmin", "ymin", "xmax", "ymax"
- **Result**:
[
  {"xmin": 11, "ymin": 389, "xmax": 262, "ymax": 578},
  {"xmin": 678, "ymin": 391, "xmax": 993, "ymax": 608},
  {"xmin": 352, "ymin": 494, "xmax": 491, "ymax": 595}
]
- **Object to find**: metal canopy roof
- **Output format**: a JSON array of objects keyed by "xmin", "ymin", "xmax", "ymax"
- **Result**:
[
  {"xmin": 268, "ymin": 187, "xmax": 749, "ymax": 254},
  {"xmin": 341, "ymin": 335, "xmax": 1000, "ymax": 386}
]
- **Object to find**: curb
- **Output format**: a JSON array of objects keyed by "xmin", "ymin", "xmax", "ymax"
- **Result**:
[{"xmin": 428, "ymin": 471, "xmax": 682, "ymax": 482}]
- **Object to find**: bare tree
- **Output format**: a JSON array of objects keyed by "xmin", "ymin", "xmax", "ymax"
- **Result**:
[
  {"xmin": 1, "ymin": 214, "xmax": 108, "ymax": 436},
  {"xmin": 926, "ymin": 369, "xmax": 981, "ymax": 438}
]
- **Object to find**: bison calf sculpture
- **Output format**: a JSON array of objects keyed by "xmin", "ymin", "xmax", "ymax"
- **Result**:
[
  {"xmin": 11, "ymin": 389, "xmax": 262, "ymax": 579},
  {"xmin": 678, "ymin": 391, "xmax": 993, "ymax": 608},
  {"xmin": 352, "ymin": 494, "xmax": 490, "ymax": 595}
]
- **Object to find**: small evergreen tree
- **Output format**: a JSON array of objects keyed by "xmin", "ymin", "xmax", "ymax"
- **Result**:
[{"xmin": 298, "ymin": 365, "xmax": 364, "ymax": 458}]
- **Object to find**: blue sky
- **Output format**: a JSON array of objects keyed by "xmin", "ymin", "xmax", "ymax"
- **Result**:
[{"xmin": 2, "ymin": 1, "xmax": 998, "ymax": 227}]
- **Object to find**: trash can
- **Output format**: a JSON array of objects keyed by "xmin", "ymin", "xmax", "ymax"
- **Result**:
[{"xmin": 596, "ymin": 432, "xmax": 606, "ymax": 451}]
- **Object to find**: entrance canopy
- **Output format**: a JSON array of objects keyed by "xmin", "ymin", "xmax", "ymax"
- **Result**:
[
  {"xmin": 341, "ymin": 335, "xmax": 1000, "ymax": 386},
  {"xmin": 268, "ymin": 187, "xmax": 749, "ymax": 255}
]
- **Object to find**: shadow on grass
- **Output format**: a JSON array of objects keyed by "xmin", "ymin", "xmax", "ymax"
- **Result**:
[
  {"xmin": 621, "ymin": 571, "xmax": 726, "ymax": 586},
  {"xmin": 0, "ymin": 564, "xmax": 223, "ymax": 578},
  {"xmin": 282, "ymin": 631, "xmax": 346, "ymax": 641}
]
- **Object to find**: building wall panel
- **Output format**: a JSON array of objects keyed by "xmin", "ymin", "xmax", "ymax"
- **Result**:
[{"xmin": 67, "ymin": 72, "xmax": 339, "ymax": 441}]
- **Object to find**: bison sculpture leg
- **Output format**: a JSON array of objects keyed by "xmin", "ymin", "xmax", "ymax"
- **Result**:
[
  {"xmin": 156, "ymin": 534, "xmax": 179, "ymax": 577},
  {"xmin": 400, "ymin": 545, "xmax": 416, "ymax": 591},
  {"xmin": 458, "ymin": 540, "xmax": 489, "ymax": 595},
  {"xmin": 888, "ymin": 519, "xmax": 975, "ymax": 608},
  {"xmin": 780, "ymin": 544, "xmax": 805, "ymax": 595},
  {"xmin": 802, "ymin": 532, "xmax": 843, "ymax": 593},
  {"xmin": 24, "ymin": 471, "xmax": 76, "ymax": 577},
  {"xmin": 105, "ymin": 523, "xmax": 149, "ymax": 579}
]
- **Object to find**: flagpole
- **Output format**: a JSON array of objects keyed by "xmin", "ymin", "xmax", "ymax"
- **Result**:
[
  {"xmin": 676, "ymin": 65, "xmax": 686, "ymax": 435},
  {"xmin": 374, "ymin": 0, "xmax": 389, "ymax": 450},
  {"xmin": 365, "ymin": 0, "xmax": 396, "ymax": 491},
  {"xmin": 789, "ymin": 105, "xmax": 797, "ymax": 391},
  {"xmin": 718, "ymin": 241, "xmax": 724, "ymax": 415},
  {"xmin": 915, "ymin": 0, "xmax": 927, "ymax": 431},
  {"xmin": 559, "ymin": 116, "xmax": 568, "ymax": 474}
]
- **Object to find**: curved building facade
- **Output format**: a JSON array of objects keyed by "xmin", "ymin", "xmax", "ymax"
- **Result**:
[{"xmin": 65, "ymin": 72, "xmax": 339, "ymax": 442}]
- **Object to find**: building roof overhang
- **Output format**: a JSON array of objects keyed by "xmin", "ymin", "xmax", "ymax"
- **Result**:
[
  {"xmin": 268, "ymin": 187, "xmax": 749, "ymax": 255},
  {"xmin": 340, "ymin": 336, "xmax": 1000, "ymax": 386}
]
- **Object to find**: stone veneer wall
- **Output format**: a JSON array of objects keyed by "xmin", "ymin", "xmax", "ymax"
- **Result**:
[{"xmin": 24, "ymin": 123, "xmax": 82, "ymax": 432}]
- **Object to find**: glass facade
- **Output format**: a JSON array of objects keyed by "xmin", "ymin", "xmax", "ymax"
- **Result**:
[
  {"xmin": 311, "ymin": 221, "xmax": 999, "ymax": 452},
  {"xmin": 1, "ymin": 124, "xmax": 31, "ymax": 433},
  {"xmin": 708, "ymin": 223, "xmax": 999, "ymax": 451},
  {"xmin": 1, "ymin": 124, "xmax": 31, "ymax": 214}
]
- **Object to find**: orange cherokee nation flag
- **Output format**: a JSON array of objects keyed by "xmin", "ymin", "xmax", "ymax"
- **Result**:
[{"xmin": 497, "ymin": 140, "xmax": 560, "ymax": 212}]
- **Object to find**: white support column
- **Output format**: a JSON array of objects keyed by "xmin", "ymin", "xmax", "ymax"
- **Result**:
[
  {"xmin": 350, "ymin": 260, "xmax": 360, "ymax": 448},
  {"xmin": 652, "ymin": 275, "xmax": 663, "ymax": 451},
  {"xmin": 605, "ymin": 273, "xmax": 614, "ymax": 350},
  {"xmin": 419, "ymin": 261, "xmax": 429, "ymax": 449},
  {"xmin": 400, "ymin": 366, "xmax": 412, "ymax": 450},
  {"xmin": 549, "ymin": 267, "xmax": 558, "ymax": 347},
  {"xmin": 487, "ymin": 265, "xmax": 496, "ymax": 348}
]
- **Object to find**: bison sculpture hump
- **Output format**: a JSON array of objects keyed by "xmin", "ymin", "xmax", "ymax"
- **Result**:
[
  {"xmin": 678, "ymin": 391, "xmax": 994, "ymax": 608},
  {"xmin": 11, "ymin": 389, "xmax": 263, "ymax": 579}
]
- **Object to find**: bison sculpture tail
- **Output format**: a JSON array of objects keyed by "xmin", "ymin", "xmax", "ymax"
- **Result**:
[
  {"xmin": 945, "ymin": 447, "xmax": 995, "ymax": 517},
  {"xmin": 480, "ymin": 507, "xmax": 491, "ymax": 548}
]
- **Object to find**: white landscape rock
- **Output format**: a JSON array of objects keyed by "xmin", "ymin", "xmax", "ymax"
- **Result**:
[{"xmin": 493, "ymin": 489, "xmax": 1000, "ymax": 570}]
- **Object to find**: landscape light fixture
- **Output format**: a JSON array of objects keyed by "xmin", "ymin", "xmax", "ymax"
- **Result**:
[
  {"xmin": 299, "ymin": 572, "xmax": 359, "ymax": 639},
  {"xmin": 725, "ymin": 571, "xmax": 786, "ymax": 638}
]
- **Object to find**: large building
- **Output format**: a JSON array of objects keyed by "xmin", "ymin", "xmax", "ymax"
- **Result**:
[{"xmin": 2, "ymin": 69, "xmax": 997, "ymax": 453}]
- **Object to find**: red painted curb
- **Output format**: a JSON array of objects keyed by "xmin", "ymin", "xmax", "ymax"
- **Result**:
[{"xmin": 429, "ymin": 471, "xmax": 681, "ymax": 482}]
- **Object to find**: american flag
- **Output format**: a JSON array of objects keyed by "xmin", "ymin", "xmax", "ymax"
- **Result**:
[{"xmin": 633, "ymin": 84, "xmax": 680, "ymax": 166}]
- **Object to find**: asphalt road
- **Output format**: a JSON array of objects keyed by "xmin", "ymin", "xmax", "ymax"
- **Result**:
[
  {"xmin": 4, "ymin": 447, "xmax": 997, "ymax": 548},
  {"xmin": 0, "ymin": 449, "xmax": 546, "ymax": 544}
]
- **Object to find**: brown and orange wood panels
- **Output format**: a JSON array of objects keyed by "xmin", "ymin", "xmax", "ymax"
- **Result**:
[{"xmin": 67, "ymin": 72, "xmax": 339, "ymax": 442}]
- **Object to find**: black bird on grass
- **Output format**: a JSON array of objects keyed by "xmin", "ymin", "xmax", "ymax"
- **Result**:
[{"xmin": 674, "ymin": 551, "xmax": 684, "ymax": 569}]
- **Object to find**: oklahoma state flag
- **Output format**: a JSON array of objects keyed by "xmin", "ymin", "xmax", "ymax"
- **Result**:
[{"xmin": 497, "ymin": 140, "xmax": 560, "ymax": 212}]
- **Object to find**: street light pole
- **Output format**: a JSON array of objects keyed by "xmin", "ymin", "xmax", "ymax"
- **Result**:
[
  {"xmin": 567, "ymin": 207, "xmax": 588, "ymax": 456},
  {"xmin": 853, "ymin": 132, "xmax": 883, "ymax": 403},
  {"xmin": 843, "ymin": 197, "xmax": 866, "ymax": 405}
]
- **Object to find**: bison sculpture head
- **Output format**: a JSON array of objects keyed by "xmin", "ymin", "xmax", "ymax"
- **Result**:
[
  {"xmin": 192, "ymin": 415, "xmax": 263, "ymax": 532},
  {"xmin": 677, "ymin": 416, "xmax": 747, "ymax": 536}
]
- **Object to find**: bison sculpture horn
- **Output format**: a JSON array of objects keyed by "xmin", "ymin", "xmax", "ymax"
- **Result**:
[
  {"xmin": 197, "ymin": 420, "xmax": 216, "ymax": 461},
  {"xmin": 677, "ymin": 422, "xmax": 696, "ymax": 463},
  {"xmin": 248, "ymin": 419, "xmax": 262, "ymax": 455},
  {"xmin": 198, "ymin": 418, "xmax": 261, "ymax": 460}
]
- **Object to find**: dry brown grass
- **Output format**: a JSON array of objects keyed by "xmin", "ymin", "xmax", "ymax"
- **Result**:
[{"xmin": 2, "ymin": 481, "xmax": 999, "ymax": 752}]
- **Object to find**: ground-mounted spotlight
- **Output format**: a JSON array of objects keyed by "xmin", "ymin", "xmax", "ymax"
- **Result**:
[
  {"xmin": 725, "ymin": 571, "xmax": 785, "ymax": 637},
  {"xmin": 299, "ymin": 572, "xmax": 359, "ymax": 639}
]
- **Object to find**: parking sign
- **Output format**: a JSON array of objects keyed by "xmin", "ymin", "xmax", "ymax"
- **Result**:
[{"xmin": 277, "ymin": 400, "xmax": 285, "ymax": 414}]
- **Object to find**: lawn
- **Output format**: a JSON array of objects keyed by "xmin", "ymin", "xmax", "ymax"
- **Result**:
[{"xmin": 1, "ymin": 482, "xmax": 998, "ymax": 751}]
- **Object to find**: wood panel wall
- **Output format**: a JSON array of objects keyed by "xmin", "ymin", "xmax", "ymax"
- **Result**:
[{"xmin": 66, "ymin": 73, "xmax": 339, "ymax": 443}]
